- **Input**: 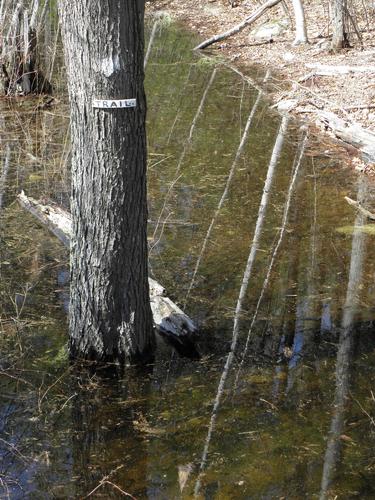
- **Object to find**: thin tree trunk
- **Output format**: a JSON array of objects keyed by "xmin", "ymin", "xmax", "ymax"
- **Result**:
[
  {"xmin": 144, "ymin": 19, "xmax": 158, "ymax": 70},
  {"xmin": 1, "ymin": 1, "xmax": 52, "ymax": 95},
  {"xmin": 0, "ymin": 144, "xmax": 10, "ymax": 209},
  {"xmin": 331, "ymin": 0, "xmax": 348, "ymax": 50},
  {"xmin": 59, "ymin": 0, "xmax": 154, "ymax": 364},
  {"xmin": 151, "ymin": 69, "xmax": 217, "ymax": 244},
  {"xmin": 291, "ymin": 0, "xmax": 308, "ymax": 44}
]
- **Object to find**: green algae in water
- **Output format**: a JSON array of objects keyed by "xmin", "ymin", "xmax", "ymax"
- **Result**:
[{"xmin": 336, "ymin": 224, "xmax": 375, "ymax": 235}]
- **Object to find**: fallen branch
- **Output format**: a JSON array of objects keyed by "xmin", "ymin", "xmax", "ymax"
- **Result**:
[
  {"xmin": 85, "ymin": 465, "xmax": 137, "ymax": 499},
  {"xmin": 305, "ymin": 63, "xmax": 375, "ymax": 75},
  {"xmin": 333, "ymin": 104, "xmax": 375, "ymax": 111},
  {"xmin": 194, "ymin": 0, "xmax": 282, "ymax": 50},
  {"xmin": 316, "ymin": 111, "xmax": 375, "ymax": 162},
  {"xmin": 17, "ymin": 191, "xmax": 197, "ymax": 339},
  {"xmin": 345, "ymin": 196, "xmax": 375, "ymax": 221}
]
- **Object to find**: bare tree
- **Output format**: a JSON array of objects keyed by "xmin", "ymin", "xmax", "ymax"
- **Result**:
[
  {"xmin": 291, "ymin": 0, "xmax": 308, "ymax": 44},
  {"xmin": 59, "ymin": 0, "xmax": 155, "ymax": 364},
  {"xmin": 331, "ymin": 0, "xmax": 349, "ymax": 50}
]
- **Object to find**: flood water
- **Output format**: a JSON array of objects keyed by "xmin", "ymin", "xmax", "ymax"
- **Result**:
[{"xmin": 0, "ymin": 18, "xmax": 375, "ymax": 499}]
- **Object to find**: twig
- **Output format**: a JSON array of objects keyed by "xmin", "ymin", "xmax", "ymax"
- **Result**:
[
  {"xmin": 352, "ymin": 396, "xmax": 375, "ymax": 427},
  {"xmin": 0, "ymin": 370, "xmax": 34, "ymax": 387},
  {"xmin": 38, "ymin": 369, "xmax": 70, "ymax": 412},
  {"xmin": 85, "ymin": 465, "xmax": 137, "ymax": 499},
  {"xmin": 345, "ymin": 196, "xmax": 375, "ymax": 221}
]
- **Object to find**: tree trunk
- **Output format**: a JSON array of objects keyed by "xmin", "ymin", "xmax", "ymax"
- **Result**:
[
  {"xmin": 331, "ymin": 0, "xmax": 348, "ymax": 50},
  {"xmin": 58, "ymin": 0, "xmax": 155, "ymax": 364},
  {"xmin": 291, "ymin": 0, "xmax": 308, "ymax": 45},
  {"xmin": 1, "ymin": 2, "xmax": 52, "ymax": 95}
]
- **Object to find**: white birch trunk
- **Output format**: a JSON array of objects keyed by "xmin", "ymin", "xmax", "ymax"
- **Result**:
[{"xmin": 291, "ymin": 0, "xmax": 308, "ymax": 44}]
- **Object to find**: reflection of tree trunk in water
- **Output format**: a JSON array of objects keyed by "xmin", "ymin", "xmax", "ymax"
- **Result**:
[
  {"xmin": 319, "ymin": 177, "xmax": 368, "ymax": 499},
  {"xmin": 165, "ymin": 67, "xmax": 193, "ymax": 146},
  {"xmin": 193, "ymin": 114, "xmax": 288, "ymax": 497},
  {"xmin": 144, "ymin": 20, "xmax": 159, "ymax": 69},
  {"xmin": 152, "ymin": 69, "xmax": 216, "ymax": 242},
  {"xmin": 281, "ymin": 206, "xmax": 301, "ymax": 354},
  {"xmin": 71, "ymin": 372, "xmax": 151, "ymax": 498},
  {"xmin": 234, "ymin": 129, "xmax": 306, "ymax": 385},
  {"xmin": 0, "ymin": 144, "xmax": 10, "ymax": 209},
  {"xmin": 184, "ymin": 82, "xmax": 266, "ymax": 303},
  {"xmin": 288, "ymin": 158, "xmax": 320, "ymax": 371}
]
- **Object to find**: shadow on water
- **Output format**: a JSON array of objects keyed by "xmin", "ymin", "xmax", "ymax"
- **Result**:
[{"xmin": 0, "ymin": 15, "xmax": 375, "ymax": 499}]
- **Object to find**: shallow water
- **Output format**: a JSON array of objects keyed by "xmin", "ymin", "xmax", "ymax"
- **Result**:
[{"xmin": 0, "ymin": 20, "xmax": 374, "ymax": 499}]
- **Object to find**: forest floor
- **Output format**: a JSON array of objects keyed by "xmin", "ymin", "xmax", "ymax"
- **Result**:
[{"xmin": 147, "ymin": 0, "xmax": 375, "ymax": 171}]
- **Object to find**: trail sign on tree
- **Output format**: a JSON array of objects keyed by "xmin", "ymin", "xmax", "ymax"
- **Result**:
[{"xmin": 59, "ymin": 0, "xmax": 155, "ymax": 364}]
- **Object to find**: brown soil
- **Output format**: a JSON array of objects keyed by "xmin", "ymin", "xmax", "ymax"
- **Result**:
[{"xmin": 146, "ymin": 0, "xmax": 375, "ymax": 170}]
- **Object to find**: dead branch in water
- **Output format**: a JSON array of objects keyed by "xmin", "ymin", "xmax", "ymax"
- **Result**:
[{"xmin": 345, "ymin": 196, "xmax": 375, "ymax": 220}]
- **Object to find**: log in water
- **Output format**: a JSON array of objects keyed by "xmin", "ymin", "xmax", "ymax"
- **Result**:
[{"xmin": 17, "ymin": 191, "xmax": 197, "ymax": 340}]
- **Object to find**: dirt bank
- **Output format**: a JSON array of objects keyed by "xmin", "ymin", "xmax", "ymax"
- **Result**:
[{"xmin": 147, "ymin": 0, "xmax": 375, "ymax": 170}]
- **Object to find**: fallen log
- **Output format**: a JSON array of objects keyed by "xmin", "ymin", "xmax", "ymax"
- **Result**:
[
  {"xmin": 316, "ymin": 111, "xmax": 375, "ymax": 162},
  {"xmin": 194, "ymin": 0, "xmax": 282, "ymax": 50},
  {"xmin": 344, "ymin": 196, "xmax": 375, "ymax": 221},
  {"xmin": 305, "ymin": 63, "xmax": 375, "ymax": 76},
  {"xmin": 17, "ymin": 191, "xmax": 197, "ymax": 339}
]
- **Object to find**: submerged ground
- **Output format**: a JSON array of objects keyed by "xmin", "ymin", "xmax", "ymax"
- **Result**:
[{"xmin": 0, "ymin": 20, "xmax": 375, "ymax": 499}]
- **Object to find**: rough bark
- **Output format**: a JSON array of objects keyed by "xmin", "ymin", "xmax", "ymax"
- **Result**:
[
  {"xmin": 58, "ymin": 0, "xmax": 155, "ymax": 364},
  {"xmin": 1, "ymin": 2, "xmax": 52, "ymax": 95},
  {"xmin": 16, "ymin": 192, "xmax": 198, "ymax": 340},
  {"xmin": 331, "ymin": 0, "xmax": 348, "ymax": 50}
]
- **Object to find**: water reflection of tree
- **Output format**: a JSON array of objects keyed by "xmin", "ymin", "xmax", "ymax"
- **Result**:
[
  {"xmin": 151, "ymin": 68, "xmax": 217, "ymax": 248},
  {"xmin": 235, "ymin": 129, "xmax": 307, "ymax": 375},
  {"xmin": 319, "ymin": 176, "xmax": 368, "ymax": 499},
  {"xmin": 194, "ymin": 114, "xmax": 289, "ymax": 496},
  {"xmin": 288, "ymin": 157, "xmax": 321, "ymax": 372},
  {"xmin": 0, "ymin": 143, "xmax": 10, "ymax": 209},
  {"xmin": 70, "ymin": 371, "xmax": 151, "ymax": 498},
  {"xmin": 185, "ymin": 79, "xmax": 266, "ymax": 303}
]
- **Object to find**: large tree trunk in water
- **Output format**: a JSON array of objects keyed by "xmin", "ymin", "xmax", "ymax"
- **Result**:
[{"xmin": 59, "ymin": 0, "xmax": 155, "ymax": 364}]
